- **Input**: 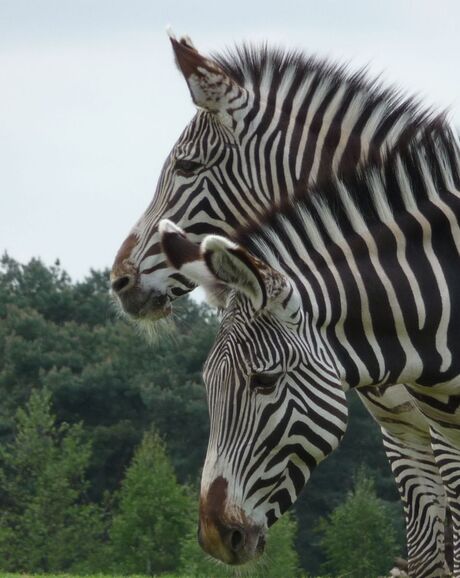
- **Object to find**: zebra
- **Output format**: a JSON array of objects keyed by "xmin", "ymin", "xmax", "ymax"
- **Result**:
[
  {"xmin": 110, "ymin": 36, "xmax": 453, "ymax": 575},
  {"xmin": 158, "ymin": 121, "xmax": 460, "ymax": 575}
]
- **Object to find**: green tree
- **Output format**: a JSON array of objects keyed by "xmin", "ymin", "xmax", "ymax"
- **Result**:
[
  {"xmin": 109, "ymin": 429, "xmax": 194, "ymax": 575},
  {"xmin": 180, "ymin": 511, "xmax": 300, "ymax": 578},
  {"xmin": 0, "ymin": 255, "xmax": 216, "ymax": 498},
  {"xmin": 0, "ymin": 388, "xmax": 104, "ymax": 572},
  {"xmin": 318, "ymin": 468, "xmax": 399, "ymax": 578}
]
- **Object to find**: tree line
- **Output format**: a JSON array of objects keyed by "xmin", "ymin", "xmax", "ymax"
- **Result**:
[{"xmin": 0, "ymin": 254, "xmax": 406, "ymax": 576}]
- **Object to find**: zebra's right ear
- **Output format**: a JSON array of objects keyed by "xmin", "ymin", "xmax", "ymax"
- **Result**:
[
  {"xmin": 201, "ymin": 235, "xmax": 303, "ymax": 317},
  {"xmin": 169, "ymin": 34, "xmax": 247, "ymax": 121}
]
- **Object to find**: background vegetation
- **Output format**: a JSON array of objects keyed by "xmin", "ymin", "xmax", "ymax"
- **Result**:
[{"xmin": 0, "ymin": 255, "xmax": 405, "ymax": 576}]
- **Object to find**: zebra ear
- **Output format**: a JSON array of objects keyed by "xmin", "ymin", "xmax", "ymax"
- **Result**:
[
  {"xmin": 201, "ymin": 236, "xmax": 289, "ymax": 311},
  {"xmin": 159, "ymin": 220, "xmax": 230, "ymax": 308},
  {"xmin": 170, "ymin": 35, "xmax": 246, "ymax": 117},
  {"xmin": 160, "ymin": 220, "xmax": 297, "ymax": 313}
]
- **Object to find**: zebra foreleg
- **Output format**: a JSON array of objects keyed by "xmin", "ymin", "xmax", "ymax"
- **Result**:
[
  {"xmin": 405, "ymin": 388, "xmax": 460, "ymax": 576},
  {"xmin": 357, "ymin": 387, "xmax": 449, "ymax": 577},
  {"xmin": 383, "ymin": 429, "xmax": 450, "ymax": 577},
  {"xmin": 430, "ymin": 427, "xmax": 460, "ymax": 577}
]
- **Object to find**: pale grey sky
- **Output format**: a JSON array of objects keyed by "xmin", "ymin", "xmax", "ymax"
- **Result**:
[{"xmin": 1, "ymin": 0, "xmax": 459, "ymax": 280}]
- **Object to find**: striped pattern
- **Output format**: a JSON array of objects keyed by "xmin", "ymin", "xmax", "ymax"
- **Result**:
[
  {"xmin": 207, "ymin": 125, "xmax": 459, "ymax": 577},
  {"xmin": 113, "ymin": 39, "xmax": 453, "ymax": 575},
  {"xmin": 360, "ymin": 385, "xmax": 450, "ymax": 576},
  {"xmin": 202, "ymin": 292, "xmax": 348, "ymax": 527},
  {"xmin": 121, "ymin": 44, "xmax": 440, "ymax": 299}
]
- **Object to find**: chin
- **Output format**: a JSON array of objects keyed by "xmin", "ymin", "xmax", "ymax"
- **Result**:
[
  {"xmin": 141, "ymin": 303, "xmax": 172, "ymax": 321},
  {"xmin": 130, "ymin": 306, "xmax": 175, "ymax": 344}
]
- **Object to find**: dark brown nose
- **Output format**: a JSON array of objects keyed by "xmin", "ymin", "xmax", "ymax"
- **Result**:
[
  {"xmin": 111, "ymin": 233, "xmax": 141, "ymax": 292},
  {"xmin": 198, "ymin": 517, "xmax": 265, "ymax": 565}
]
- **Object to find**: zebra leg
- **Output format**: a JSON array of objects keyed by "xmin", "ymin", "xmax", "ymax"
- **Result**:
[
  {"xmin": 405, "ymin": 388, "xmax": 460, "ymax": 576},
  {"xmin": 383, "ymin": 429, "xmax": 449, "ymax": 577},
  {"xmin": 357, "ymin": 386, "xmax": 449, "ymax": 577},
  {"xmin": 430, "ymin": 427, "xmax": 460, "ymax": 576}
]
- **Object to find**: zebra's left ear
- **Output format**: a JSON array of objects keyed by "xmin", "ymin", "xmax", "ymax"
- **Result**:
[
  {"xmin": 160, "ymin": 219, "xmax": 300, "ymax": 314},
  {"xmin": 201, "ymin": 236, "xmax": 299, "ymax": 314},
  {"xmin": 169, "ymin": 34, "xmax": 247, "ymax": 120},
  {"xmin": 159, "ymin": 220, "xmax": 230, "ymax": 308}
]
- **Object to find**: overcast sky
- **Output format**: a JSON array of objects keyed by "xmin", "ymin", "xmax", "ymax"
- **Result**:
[{"xmin": 1, "ymin": 0, "xmax": 459, "ymax": 281}]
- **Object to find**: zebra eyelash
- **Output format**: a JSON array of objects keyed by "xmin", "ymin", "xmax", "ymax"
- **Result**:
[
  {"xmin": 174, "ymin": 158, "xmax": 203, "ymax": 175},
  {"xmin": 249, "ymin": 372, "xmax": 283, "ymax": 395}
]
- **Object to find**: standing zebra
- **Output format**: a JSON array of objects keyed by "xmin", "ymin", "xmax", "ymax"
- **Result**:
[
  {"xmin": 111, "ymin": 36, "xmax": 453, "ymax": 575},
  {"xmin": 159, "ymin": 122, "xmax": 460, "ymax": 575}
]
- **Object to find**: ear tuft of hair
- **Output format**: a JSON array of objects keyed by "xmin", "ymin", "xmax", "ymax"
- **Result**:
[
  {"xmin": 169, "ymin": 35, "xmax": 210, "ymax": 80},
  {"xmin": 180, "ymin": 35, "xmax": 196, "ymax": 50},
  {"xmin": 201, "ymin": 235, "xmax": 238, "ymax": 254},
  {"xmin": 165, "ymin": 25, "xmax": 176, "ymax": 41}
]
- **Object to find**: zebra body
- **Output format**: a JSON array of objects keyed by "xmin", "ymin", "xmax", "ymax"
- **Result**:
[
  {"xmin": 111, "ymin": 36, "xmax": 454, "ymax": 576},
  {"xmin": 160, "ymin": 124, "xmax": 460, "ymax": 575}
]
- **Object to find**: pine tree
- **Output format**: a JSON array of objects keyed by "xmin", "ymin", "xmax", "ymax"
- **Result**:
[
  {"xmin": 318, "ymin": 468, "xmax": 399, "ymax": 578},
  {"xmin": 109, "ymin": 429, "xmax": 194, "ymax": 574},
  {"xmin": 0, "ymin": 388, "xmax": 104, "ymax": 572}
]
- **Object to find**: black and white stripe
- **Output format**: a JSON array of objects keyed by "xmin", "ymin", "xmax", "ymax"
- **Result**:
[
  {"xmin": 117, "ymin": 41, "xmax": 440, "ymax": 299},
  {"xmin": 201, "ymin": 291, "xmax": 348, "ymax": 528},
  {"xmin": 221, "ymin": 124, "xmax": 459, "ymax": 577},
  {"xmin": 113, "ymin": 38, "xmax": 454, "ymax": 575}
]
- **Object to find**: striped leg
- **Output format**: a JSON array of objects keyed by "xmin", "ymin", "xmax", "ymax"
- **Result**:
[
  {"xmin": 405, "ymin": 389, "xmax": 460, "ymax": 576},
  {"xmin": 383, "ymin": 430, "xmax": 449, "ymax": 577},
  {"xmin": 357, "ymin": 386, "xmax": 449, "ymax": 577},
  {"xmin": 430, "ymin": 428, "xmax": 460, "ymax": 577}
]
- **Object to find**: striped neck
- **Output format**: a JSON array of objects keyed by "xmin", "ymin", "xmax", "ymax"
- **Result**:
[{"xmin": 236, "ymin": 125, "xmax": 460, "ymax": 388}]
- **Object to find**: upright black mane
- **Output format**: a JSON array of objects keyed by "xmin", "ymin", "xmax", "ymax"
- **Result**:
[{"xmin": 213, "ymin": 43, "xmax": 443, "ymax": 148}]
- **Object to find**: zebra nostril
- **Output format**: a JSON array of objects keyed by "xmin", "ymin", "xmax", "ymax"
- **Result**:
[
  {"xmin": 230, "ymin": 528, "xmax": 245, "ymax": 552},
  {"xmin": 111, "ymin": 275, "xmax": 134, "ymax": 294}
]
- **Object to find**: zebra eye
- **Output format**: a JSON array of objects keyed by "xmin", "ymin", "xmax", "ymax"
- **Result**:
[
  {"xmin": 174, "ymin": 158, "xmax": 202, "ymax": 175},
  {"xmin": 249, "ymin": 372, "xmax": 281, "ymax": 395}
]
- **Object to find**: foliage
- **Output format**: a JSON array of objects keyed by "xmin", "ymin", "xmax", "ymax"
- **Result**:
[
  {"xmin": 0, "ymin": 575, "xmax": 178, "ymax": 578},
  {"xmin": 109, "ymin": 430, "xmax": 194, "ymax": 575},
  {"xmin": 265, "ymin": 512, "xmax": 301, "ymax": 577},
  {"xmin": 317, "ymin": 468, "xmax": 399, "ymax": 578},
  {"xmin": 0, "ymin": 389, "xmax": 104, "ymax": 572},
  {"xmin": 0, "ymin": 254, "xmax": 215, "ymax": 497}
]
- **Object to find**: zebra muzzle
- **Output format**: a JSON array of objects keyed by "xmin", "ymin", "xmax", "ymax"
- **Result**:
[
  {"xmin": 198, "ymin": 476, "xmax": 266, "ymax": 565},
  {"xmin": 198, "ymin": 517, "xmax": 265, "ymax": 565}
]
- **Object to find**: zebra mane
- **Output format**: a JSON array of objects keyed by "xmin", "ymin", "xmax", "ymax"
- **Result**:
[
  {"xmin": 213, "ymin": 43, "xmax": 445, "ymax": 168},
  {"xmin": 234, "ymin": 122, "xmax": 460, "ymax": 259}
]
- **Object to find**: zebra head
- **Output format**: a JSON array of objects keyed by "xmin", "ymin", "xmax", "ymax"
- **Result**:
[
  {"xmin": 111, "ymin": 36, "xmax": 251, "ymax": 321},
  {"xmin": 160, "ymin": 220, "xmax": 348, "ymax": 565},
  {"xmin": 111, "ymin": 35, "xmax": 432, "ymax": 325}
]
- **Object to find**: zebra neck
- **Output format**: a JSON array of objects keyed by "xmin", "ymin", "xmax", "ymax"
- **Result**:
[{"xmin": 239, "ymin": 126, "xmax": 460, "ymax": 389}]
